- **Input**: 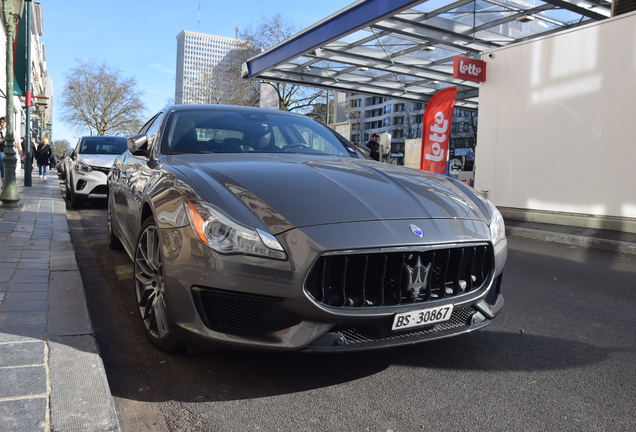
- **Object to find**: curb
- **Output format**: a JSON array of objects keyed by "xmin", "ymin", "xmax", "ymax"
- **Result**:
[{"xmin": 506, "ymin": 226, "xmax": 636, "ymax": 255}]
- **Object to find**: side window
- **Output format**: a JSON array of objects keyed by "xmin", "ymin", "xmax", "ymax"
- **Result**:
[
  {"xmin": 138, "ymin": 114, "xmax": 159, "ymax": 134},
  {"xmin": 142, "ymin": 112, "xmax": 165, "ymax": 150},
  {"xmin": 72, "ymin": 139, "xmax": 81, "ymax": 156}
]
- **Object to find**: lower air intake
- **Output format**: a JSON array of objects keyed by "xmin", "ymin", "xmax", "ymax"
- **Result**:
[
  {"xmin": 332, "ymin": 306, "xmax": 478, "ymax": 345},
  {"xmin": 194, "ymin": 289, "xmax": 301, "ymax": 335}
]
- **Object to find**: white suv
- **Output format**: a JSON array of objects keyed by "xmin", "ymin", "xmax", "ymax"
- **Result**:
[{"xmin": 65, "ymin": 136, "xmax": 127, "ymax": 208}]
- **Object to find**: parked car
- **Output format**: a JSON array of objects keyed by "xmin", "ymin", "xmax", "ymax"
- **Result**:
[
  {"xmin": 108, "ymin": 105, "xmax": 507, "ymax": 352},
  {"xmin": 56, "ymin": 148, "xmax": 73, "ymax": 180},
  {"xmin": 65, "ymin": 136, "xmax": 127, "ymax": 208}
]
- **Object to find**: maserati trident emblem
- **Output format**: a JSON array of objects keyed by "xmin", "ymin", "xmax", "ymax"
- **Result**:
[
  {"xmin": 405, "ymin": 256, "xmax": 431, "ymax": 300},
  {"xmin": 409, "ymin": 224, "xmax": 423, "ymax": 237}
]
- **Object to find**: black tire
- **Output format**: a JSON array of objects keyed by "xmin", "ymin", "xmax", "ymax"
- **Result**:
[
  {"xmin": 107, "ymin": 199, "xmax": 123, "ymax": 250},
  {"xmin": 134, "ymin": 218, "xmax": 186, "ymax": 352},
  {"xmin": 65, "ymin": 182, "xmax": 71, "ymax": 200},
  {"xmin": 70, "ymin": 187, "xmax": 84, "ymax": 209}
]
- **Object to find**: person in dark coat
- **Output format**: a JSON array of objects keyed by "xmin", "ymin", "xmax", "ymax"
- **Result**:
[
  {"xmin": 365, "ymin": 133, "xmax": 381, "ymax": 161},
  {"xmin": 0, "ymin": 117, "xmax": 6, "ymax": 180},
  {"xmin": 22, "ymin": 139, "xmax": 36, "ymax": 171},
  {"xmin": 35, "ymin": 137, "xmax": 52, "ymax": 179}
]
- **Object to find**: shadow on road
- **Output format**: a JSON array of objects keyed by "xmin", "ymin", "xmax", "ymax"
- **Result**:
[{"xmin": 104, "ymin": 328, "xmax": 615, "ymax": 403}]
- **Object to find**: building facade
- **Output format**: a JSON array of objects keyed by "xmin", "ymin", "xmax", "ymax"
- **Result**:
[
  {"xmin": 346, "ymin": 93, "xmax": 477, "ymax": 170},
  {"xmin": 175, "ymin": 30, "xmax": 252, "ymax": 105},
  {"xmin": 1, "ymin": 2, "xmax": 51, "ymax": 148}
]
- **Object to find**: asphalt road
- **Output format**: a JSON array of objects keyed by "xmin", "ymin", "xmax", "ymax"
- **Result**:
[{"xmin": 65, "ymin": 197, "xmax": 636, "ymax": 432}]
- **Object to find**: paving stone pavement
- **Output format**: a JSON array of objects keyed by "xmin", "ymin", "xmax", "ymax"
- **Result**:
[{"xmin": 0, "ymin": 168, "xmax": 119, "ymax": 432}]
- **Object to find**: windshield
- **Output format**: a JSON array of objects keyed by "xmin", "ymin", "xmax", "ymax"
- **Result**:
[
  {"xmin": 79, "ymin": 137, "xmax": 128, "ymax": 155},
  {"xmin": 161, "ymin": 109, "xmax": 358, "ymax": 157}
]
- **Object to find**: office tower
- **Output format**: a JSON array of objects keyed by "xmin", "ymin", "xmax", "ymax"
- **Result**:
[{"xmin": 175, "ymin": 30, "xmax": 253, "ymax": 105}]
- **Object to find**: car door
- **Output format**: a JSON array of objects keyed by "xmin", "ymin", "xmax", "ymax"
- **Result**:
[
  {"xmin": 118, "ymin": 112, "xmax": 165, "ymax": 242},
  {"xmin": 65, "ymin": 139, "xmax": 82, "ymax": 192}
]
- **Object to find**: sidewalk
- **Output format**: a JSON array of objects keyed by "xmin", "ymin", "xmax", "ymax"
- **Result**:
[
  {"xmin": 0, "ymin": 168, "xmax": 119, "ymax": 432},
  {"xmin": 505, "ymin": 218, "xmax": 636, "ymax": 255},
  {"xmin": 0, "ymin": 167, "xmax": 634, "ymax": 432}
]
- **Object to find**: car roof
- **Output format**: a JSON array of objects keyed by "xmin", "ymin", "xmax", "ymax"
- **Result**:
[{"xmin": 161, "ymin": 104, "xmax": 307, "ymax": 119}]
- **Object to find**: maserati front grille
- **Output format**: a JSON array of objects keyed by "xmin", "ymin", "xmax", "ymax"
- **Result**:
[{"xmin": 305, "ymin": 244, "xmax": 493, "ymax": 308}]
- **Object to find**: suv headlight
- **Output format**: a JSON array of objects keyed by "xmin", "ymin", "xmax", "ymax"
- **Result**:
[
  {"xmin": 487, "ymin": 200, "xmax": 506, "ymax": 245},
  {"xmin": 74, "ymin": 160, "xmax": 93, "ymax": 174},
  {"xmin": 184, "ymin": 200, "xmax": 287, "ymax": 260}
]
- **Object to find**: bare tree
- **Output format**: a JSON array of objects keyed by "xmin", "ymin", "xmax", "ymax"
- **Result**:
[
  {"xmin": 464, "ymin": 110, "xmax": 478, "ymax": 142},
  {"xmin": 401, "ymin": 102, "xmax": 423, "ymax": 140},
  {"xmin": 59, "ymin": 59, "xmax": 146, "ymax": 136},
  {"xmin": 52, "ymin": 139, "xmax": 71, "ymax": 158},
  {"xmin": 238, "ymin": 14, "xmax": 324, "ymax": 113},
  {"xmin": 345, "ymin": 99, "xmax": 366, "ymax": 146}
]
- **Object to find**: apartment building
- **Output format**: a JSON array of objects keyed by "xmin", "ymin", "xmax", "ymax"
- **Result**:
[{"xmin": 346, "ymin": 93, "xmax": 477, "ymax": 170}]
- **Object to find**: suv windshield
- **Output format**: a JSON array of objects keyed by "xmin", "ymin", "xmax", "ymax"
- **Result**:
[
  {"xmin": 79, "ymin": 137, "xmax": 128, "ymax": 155},
  {"xmin": 161, "ymin": 109, "xmax": 357, "ymax": 157}
]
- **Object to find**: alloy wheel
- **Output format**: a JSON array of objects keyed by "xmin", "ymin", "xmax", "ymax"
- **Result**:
[{"xmin": 134, "ymin": 221, "xmax": 171, "ymax": 342}]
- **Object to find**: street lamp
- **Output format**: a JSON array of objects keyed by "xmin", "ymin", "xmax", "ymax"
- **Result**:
[
  {"xmin": 35, "ymin": 92, "xmax": 47, "ymax": 140},
  {"xmin": 0, "ymin": 0, "xmax": 26, "ymax": 208}
]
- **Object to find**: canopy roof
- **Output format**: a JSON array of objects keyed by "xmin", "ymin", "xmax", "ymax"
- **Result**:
[{"xmin": 242, "ymin": 0, "xmax": 611, "ymax": 108}]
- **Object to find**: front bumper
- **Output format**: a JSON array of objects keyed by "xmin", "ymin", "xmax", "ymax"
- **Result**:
[
  {"xmin": 72, "ymin": 169, "xmax": 109, "ymax": 198},
  {"xmin": 159, "ymin": 218, "xmax": 506, "ymax": 352}
]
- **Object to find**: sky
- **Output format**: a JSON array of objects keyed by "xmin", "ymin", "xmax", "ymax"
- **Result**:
[{"xmin": 42, "ymin": 0, "xmax": 356, "ymax": 145}]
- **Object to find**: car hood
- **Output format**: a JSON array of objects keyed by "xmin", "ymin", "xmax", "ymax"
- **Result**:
[
  {"xmin": 170, "ymin": 154, "xmax": 489, "ymax": 235},
  {"xmin": 78, "ymin": 154, "xmax": 119, "ymax": 168}
]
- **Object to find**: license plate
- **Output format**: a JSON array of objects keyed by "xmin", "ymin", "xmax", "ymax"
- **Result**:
[{"xmin": 391, "ymin": 304, "xmax": 454, "ymax": 331}]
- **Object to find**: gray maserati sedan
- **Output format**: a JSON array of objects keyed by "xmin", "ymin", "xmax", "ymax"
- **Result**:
[{"xmin": 107, "ymin": 105, "xmax": 507, "ymax": 352}]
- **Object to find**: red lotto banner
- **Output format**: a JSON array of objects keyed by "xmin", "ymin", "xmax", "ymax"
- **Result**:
[
  {"xmin": 453, "ymin": 55, "xmax": 487, "ymax": 82},
  {"xmin": 420, "ymin": 87, "xmax": 457, "ymax": 173}
]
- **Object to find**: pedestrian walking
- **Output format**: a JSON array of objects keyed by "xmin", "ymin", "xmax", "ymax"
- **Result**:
[
  {"xmin": 0, "ymin": 117, "xmax": 6, "ymax": 181},
  {"xmin": 365, "ymin": 133, "xmax": 381, "ymax": 161},
  {"xmin": 22, "ymin": 139, "xmax": 36, "ymax": 171},
  {"xmin": 36, "ymin": 137, "xmax": 52, "ymax": 179}
]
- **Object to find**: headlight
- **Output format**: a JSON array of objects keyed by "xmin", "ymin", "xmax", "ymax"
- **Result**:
[
  {"xmin": 74, "ymin": 160, "xmax": 93, "ymax": 174},
  {"xmin": 184, "ymin": 200, "xmax": 287, "ymax": 260},
  {"xmin": 487, "ymin": 200, "xmax": 506, "ymax": 245}
]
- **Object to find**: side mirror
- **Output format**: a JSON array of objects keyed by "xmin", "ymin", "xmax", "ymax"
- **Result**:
[{"xmin": 127, "ymin": 134, "xmax": 149, "ymax": 156}]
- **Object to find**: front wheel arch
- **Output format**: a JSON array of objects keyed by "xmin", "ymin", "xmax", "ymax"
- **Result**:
[{"xmin": 133, "ymin": 217, "xmax": 186, "ymax": 352}]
